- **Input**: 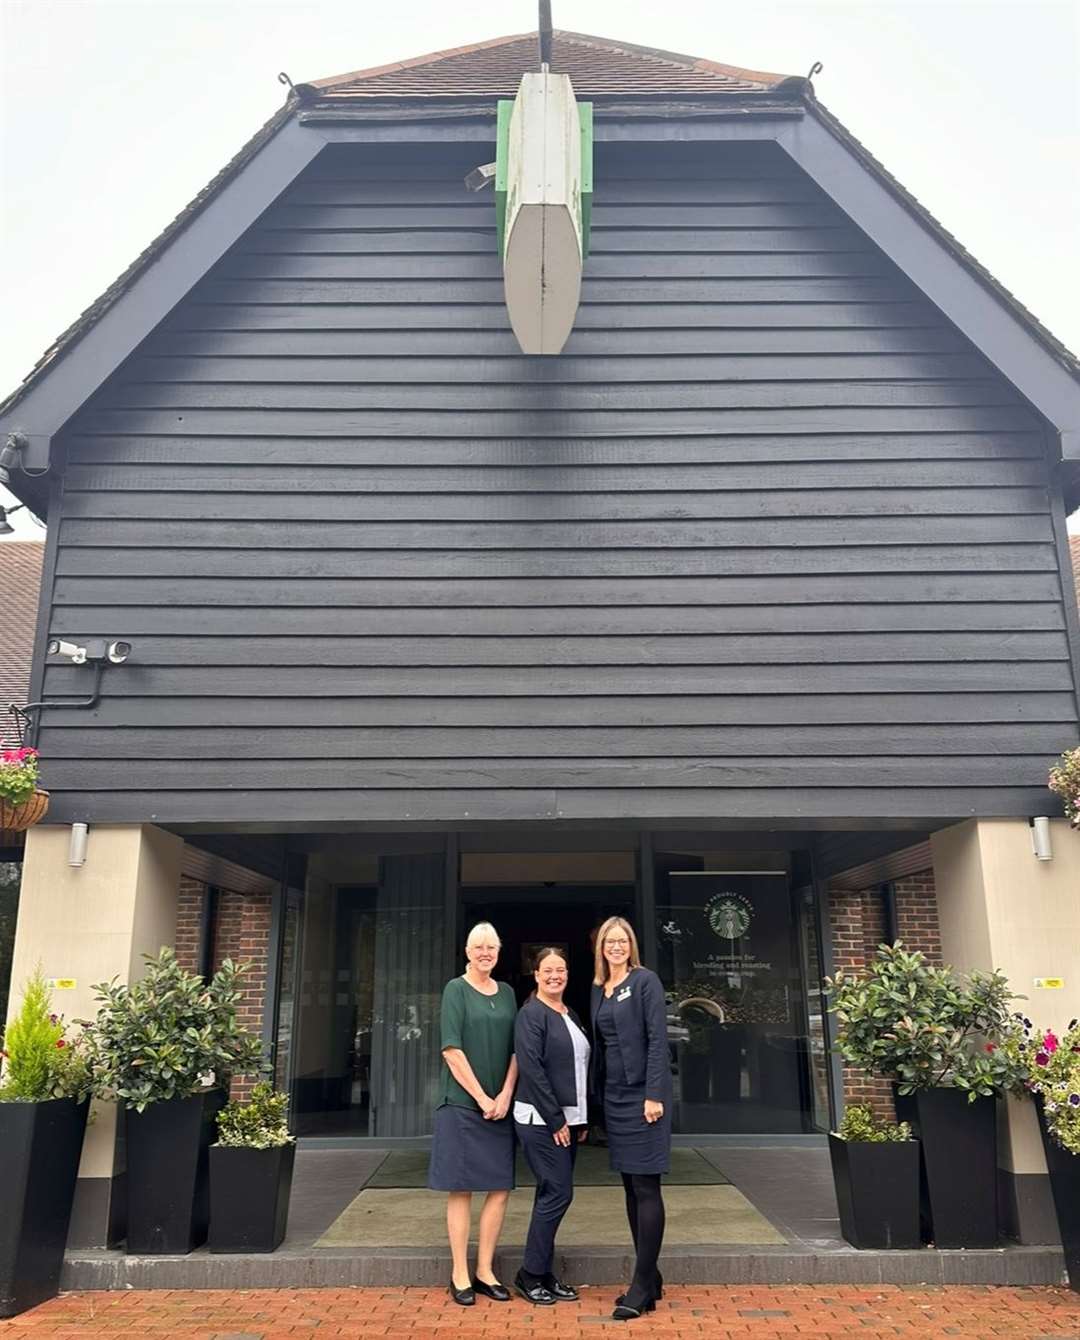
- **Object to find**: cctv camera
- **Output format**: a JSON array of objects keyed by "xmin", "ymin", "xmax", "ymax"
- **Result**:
[
  {"xmin": 464, "ymin": 161, "xmax": 497, "ymax": 192},
  {"xmin": 47, "ymin": 639, "xmax": 88, "ymax": 664},
  {"xmin": 107, "ymin": 640, "xmax": 133, "ymax": 665}
]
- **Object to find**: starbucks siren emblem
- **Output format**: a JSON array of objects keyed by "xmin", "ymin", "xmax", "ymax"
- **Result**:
[{"xmin": 706, "ymin": 893, "xmax": 753, "ymax": 941}]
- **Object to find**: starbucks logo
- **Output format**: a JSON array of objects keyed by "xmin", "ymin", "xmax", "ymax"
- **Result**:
[{"xmin": 706, "ymin": 893, "xmax": 753, "ymax": 941}]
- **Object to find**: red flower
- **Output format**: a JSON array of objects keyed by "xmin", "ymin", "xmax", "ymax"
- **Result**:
[
  {"xmin": 985, "ymin": 1043, "xmax": 996, "ymax": 1053},
  {"xmin": 1035, "ymin": 1051, "xmax": 1050, "ymax": 1066},
  {"xmin": 55, "ymin": 1039, "xmax": 66, "ymax": 1049}
]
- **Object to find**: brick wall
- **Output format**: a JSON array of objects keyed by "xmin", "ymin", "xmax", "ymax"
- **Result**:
[
  {"xmin": 174, "ymin": 875, "xmax": 273, "ymax": 1099},
  {"xmin": 827, "ymin": 868, "xmax": 943, "ymax": 1120}
]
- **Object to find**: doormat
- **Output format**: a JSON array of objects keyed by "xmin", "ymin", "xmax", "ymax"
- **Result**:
[
  {"xmin": 365, "ymin": 1145, "xmax": 729, "ymax": 1189},
  {"xmin": 316, "ymin": 1184, "xmax": 784, "ymax": 1248}
]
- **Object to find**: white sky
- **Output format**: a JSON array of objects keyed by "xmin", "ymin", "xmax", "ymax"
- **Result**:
[{"xmin": 1, "ymin": 0, "xmax": 1078, "ymax": 537}]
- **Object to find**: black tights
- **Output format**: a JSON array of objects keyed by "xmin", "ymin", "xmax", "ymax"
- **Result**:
[{"xmin": 621, "ymin": 1172, "xmax": 665, "ymax": 1295}]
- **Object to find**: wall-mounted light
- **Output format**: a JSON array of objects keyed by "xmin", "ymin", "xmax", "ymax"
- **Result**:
[
  {"xmin": 1030, "ymin": 816, "xmax": 1053, "ymax": 862},
  {"xmin": 68, "ymin": 822, "xmax": 89, "ymax": 868}
]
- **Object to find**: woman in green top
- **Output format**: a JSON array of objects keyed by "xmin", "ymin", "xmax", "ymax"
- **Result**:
[{"xmin": 428, "ymin": 921, "xmax": 518, "ymax": 1308}]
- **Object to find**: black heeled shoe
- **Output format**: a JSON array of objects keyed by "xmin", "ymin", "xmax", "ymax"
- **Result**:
[
  {"xmin": 449, "ymin": 1281, "xmax": 475, "ymax": 1307},
  {"xmin": 472, "ymin": 1277, "xmax": 510, "ymax": 1302},
  {"xmin": 612, "ymin": 1290, "xmax": 656, "ymax": 1321},
  {"xmin": 616, "ymin": 1269, "xmax": 663, "ymax": 1307}
]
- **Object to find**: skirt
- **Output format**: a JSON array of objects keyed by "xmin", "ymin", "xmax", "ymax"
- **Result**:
[
  {"xmin": 427, "ymin": 1102, "xmax": 516, "ymax": 1192},
  {"xmin": 603, "ymin": 1080, "xmax": 672, "ymax": 1175}
]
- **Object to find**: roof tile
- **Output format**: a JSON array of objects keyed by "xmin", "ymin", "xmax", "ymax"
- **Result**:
[{"xmin": 0, "ymin": 541, "xmax": 44, "ymax": 749}]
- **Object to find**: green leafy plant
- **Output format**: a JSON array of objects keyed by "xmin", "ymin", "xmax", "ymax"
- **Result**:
[
  {"xmin": 1002, "ymin": 1016, "xmax": 1080, "ymax": 1156},
  {"xmin": 216, "ymin": 1082, "xmax": 293, "ymax": 1149},
  {"xmin": 1048, "ymin": 746, "xmax": 1080, "ymax": 828},
  {"xmin": 834, "ymin": 1101, "xmax": 913, "ymax": 1142},
  {"xmin": 81, "ymin": 947, "xmax": 264, "ymax": 1112},
  {"xmin": 0, "ymin": 747, "xmax": 39, "ymax": 806},
  {"xmin": 0, "ymin": 968, "xmax": 90, "ymax": 1102},
  {"xmin": 824, "ymin": 941, "xmax": 1026, "ymax": 1101}
]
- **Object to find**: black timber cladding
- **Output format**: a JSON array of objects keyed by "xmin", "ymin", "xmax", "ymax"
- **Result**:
[{"xmin": 38, "ymin": 141, "xmax": 1080, "ymax": 824}]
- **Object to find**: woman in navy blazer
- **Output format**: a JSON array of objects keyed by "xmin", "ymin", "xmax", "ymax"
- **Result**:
[
  {"xmin": 513, "ymin": 948, "xmax": 590, "ymax": 1306},
  {"xmin": 590, "ymin": 917, "xmax": 672, "ymax": 1321}
]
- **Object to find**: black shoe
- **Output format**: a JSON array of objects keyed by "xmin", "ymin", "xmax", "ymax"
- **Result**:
[
  {"xmin": 472, "ymin": 1278, "xmax": 511, "ymax": 1302},
  {"xmin": 615, "ymin": 1269, "xmax": 663, "ymax": 1307},
  {"xmin": 449, "ymin": 1281, "xmax": 475, "ymax": 1307},
  {"xmin": 513, "ymin": 1271, "xmax": 557, "ymax": 1306},
  {"xmin": 542, "ymin": 1276, "xmax": 579, "ymax": 1302},
  {"xmin": 612, "ymin": 1295, "xmax": 656, "ymax": 1321}
]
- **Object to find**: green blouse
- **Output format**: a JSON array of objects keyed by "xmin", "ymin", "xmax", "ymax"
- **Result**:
[{"xmin": 438, "ymin": 975, "xmax": 516, "ymax": 1112}]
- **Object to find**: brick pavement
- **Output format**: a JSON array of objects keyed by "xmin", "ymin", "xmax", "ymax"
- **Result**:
[{"xmin": 2, "ymin": 1286, "xmax": 1080, "ymax": 1339}]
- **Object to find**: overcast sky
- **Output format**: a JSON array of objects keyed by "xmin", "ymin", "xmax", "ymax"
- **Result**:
[{"xmin": 1, "ymin": 0, "xmax": 1078, "ymax": 537}]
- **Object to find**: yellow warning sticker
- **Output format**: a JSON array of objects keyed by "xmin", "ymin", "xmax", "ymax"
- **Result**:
[
  {"xmin": 48, "ymin": 978, "xmax": 77, "ymax": 990},
  {"xmin": 1034, "ymin": 978, "xmax": 1065, "ymax": 990}
]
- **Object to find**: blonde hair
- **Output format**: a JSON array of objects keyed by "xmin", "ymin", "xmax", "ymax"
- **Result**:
[
  {"xmin": 465, "ymin": 921, "xmax": 502, "ymax": 952},
  {"xmin": 593, "ymin": 916, "xmax": 642, "ymax": 986}
]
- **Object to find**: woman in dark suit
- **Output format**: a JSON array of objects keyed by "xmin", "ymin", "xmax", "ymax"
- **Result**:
[
  {"xmin": 428, "ymin": 922, "xmax": 518, "ymax": 1307},
  {"xmin": 590, "ymin": 916, "xmax": 672, "ymax": 1321},
  {"xmin": 512, "ymin": 947, "xmax": 590, "ymax": 1306}
]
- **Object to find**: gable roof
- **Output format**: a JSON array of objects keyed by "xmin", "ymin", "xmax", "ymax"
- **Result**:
[
  {"xmin": 2, "ymin": 28, "xmax": 1079, "ymax": 516},
  {"xmin": 0, "ymin": 541, "xmax": 45, "ymax": 750},
  {"xmin": 309, "ymin": 30, "xmax": 797, "ymax": 99}
]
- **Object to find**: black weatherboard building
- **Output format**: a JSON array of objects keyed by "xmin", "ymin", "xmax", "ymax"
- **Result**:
[{"xmin": 3, "ymin": 32, "xmax": 1079, "ymax": 1248}]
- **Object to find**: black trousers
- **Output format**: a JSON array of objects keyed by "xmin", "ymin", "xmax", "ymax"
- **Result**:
[{"xmin": 516, "ymin": 1121, "xmax": 581, "ymax": 1280}]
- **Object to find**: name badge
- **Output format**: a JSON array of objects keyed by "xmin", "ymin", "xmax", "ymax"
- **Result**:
[{"xmin": 617, "ymin": 987, "xmax": 632, "ymax": 1001}]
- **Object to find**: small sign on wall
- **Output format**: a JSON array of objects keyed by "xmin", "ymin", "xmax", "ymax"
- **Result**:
[
  {"xmin": 48, "ymin": 978, "xmax": 77, "ymax": 990},
  {"xmin": 1034, "ymin": 978, "xmax": 1065, "ymax": 990}
]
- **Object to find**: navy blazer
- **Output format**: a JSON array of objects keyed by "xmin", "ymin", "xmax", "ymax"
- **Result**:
[
  {"xmin": 514, "ymin": 996, "xmax": 588, "ymax": 1134},
  {"xmin": 590, "ymin": 966, "xmax": 673, "ymax": 1104}
]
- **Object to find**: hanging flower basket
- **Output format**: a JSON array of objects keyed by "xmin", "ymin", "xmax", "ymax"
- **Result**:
[
  {"xmin": 0, "ymin": 788, "xmax": 50, "ymax": 833},
  {"xmin": 0, "ymin": 748, "xmax": 48, "ymax": 833}
]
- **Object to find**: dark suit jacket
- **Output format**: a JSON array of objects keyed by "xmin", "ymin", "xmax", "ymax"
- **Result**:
[
  {"xmin": 590, "ymin": 966, "xmax": 673, "ymax": 1104},
  {"xmin": 514, "ymin": 996, "xmax": 588, "ymax": 1134}
]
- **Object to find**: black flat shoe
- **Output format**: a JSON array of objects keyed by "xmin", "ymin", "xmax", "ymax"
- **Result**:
[
  {"xmin": 449, "ymin": 1282, "xmax": 475, "ymax": 1307},
  {"xmin": 513, "ymin": 1272, "xmax": 557, "ymax": 1306},
  {"xmin": 472, "ymin": 1278, "xmax": 511, "ymax": 1302},
  {"xmin": 542, "ymin": 1276, "xmax": 579, "ymax": 1302}
]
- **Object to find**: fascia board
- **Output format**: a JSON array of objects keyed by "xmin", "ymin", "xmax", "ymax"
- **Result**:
[
  {"xmin": 0, "ymin": 117, "xmax": 326, "ymax": 471},
  {"xmin": 772, "ymin": 110, "xmax": 1080, "ymax": 453}
]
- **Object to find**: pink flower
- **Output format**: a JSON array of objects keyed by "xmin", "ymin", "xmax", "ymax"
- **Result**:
[
  {"xmin": 1035, "ymin": 1051, "xmax": 1050, "ymax": 1066},
  {"xmin": 1043, "ymin": 1031, "xmax": 1059, "ymax": 1054}
]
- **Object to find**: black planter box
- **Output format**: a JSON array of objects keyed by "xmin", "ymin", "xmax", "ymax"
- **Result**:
[
  {"xmin": 1036, "ymin": 1100, "xmax": 1080, "ymax": 1292},
  {"xmin": 895, "ymin": 1086, "xmax": 998, "ymax": 1248},
  {"xmin": 209, "ymin": 1141, "xmax": 296, "ymax": 1253},
  {"xmin": 0, "ymin": 1097, "xmax": 89, "ymax": 1318},
  {"xmin": 828, "ymin": 1132, "xmax": 921, "ymax": 1249},
  {"xmin": 125, "ymin": 1090, "xmax": 225, "ymax": 1254}
]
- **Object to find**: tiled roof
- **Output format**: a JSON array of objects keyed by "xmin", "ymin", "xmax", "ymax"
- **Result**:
[
  {"xmin": 310, "ymin": 30, "xmax": 796, "ymax": 99},
  {"xmin": 0, "ymin": 541, "xmax": 44, "ymax": 749}
]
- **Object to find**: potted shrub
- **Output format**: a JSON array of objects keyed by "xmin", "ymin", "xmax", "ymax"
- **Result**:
[
  {"xmin": 1005, "ymin": 1017, "xmax": 1080, "ymax": 1290},
  {"xmin": 1048, "ymin": 746, "xmax": 1080, "ymax": 828},
  {"xmin": 828, "ymin": 1102, "xmax": 920, "ymax": 1249},
  {"xmin": 0, "ymin": 746, "xmax": 48, "ymax": 832},
  {"xmin": 826, "ymin": 942, "xmax": 1025, "ymax": 1248},
  {"xmin": 0, "ymin": 971, "xmax": 91, "ymax": 1317},
  {"xmin": 209, "ymin": 1082, "xmax": 296, "ymax": 1253},
  {"xmin": 82, "ymin": 947, "xmax": 263, "ymax": 1254}
]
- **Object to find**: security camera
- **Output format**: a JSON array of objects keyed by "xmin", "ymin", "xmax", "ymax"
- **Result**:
[
  {"xmin": 107, "ymin": 640, "xmax": 133, "ymax": 665},
  {"xmin": 47, "ymin": 639, "xmax": 88, "ymax": 664},
  {"xmin": 464, "ymin": 161, "xmax": 497, "ymax": 192}
]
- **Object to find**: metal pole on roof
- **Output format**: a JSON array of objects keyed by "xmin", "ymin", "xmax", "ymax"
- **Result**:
[{"xmin": 538, "ymin": 0, "xmax": 553, "ymax": 68}]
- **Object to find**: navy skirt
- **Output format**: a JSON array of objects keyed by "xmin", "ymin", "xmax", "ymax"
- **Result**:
[
  {"xmin": 604, "ymin": 1080, "xmax": 672, "ymax": 1175},
  {"xmin": 427, "ymin": 1102, "xmax": 516, "ymax": 1192}
]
